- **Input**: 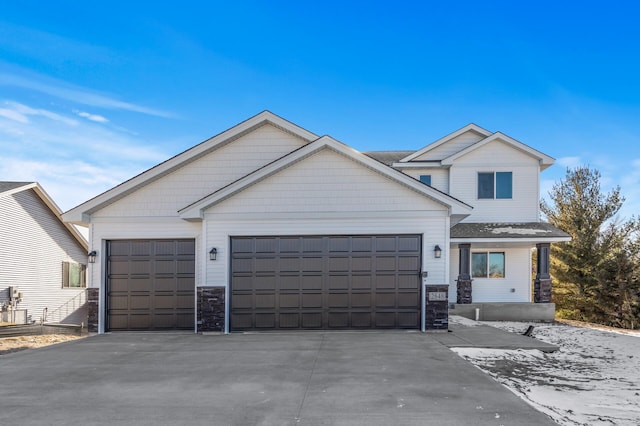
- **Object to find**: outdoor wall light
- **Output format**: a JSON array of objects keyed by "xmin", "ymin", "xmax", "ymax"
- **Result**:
[
  {"xmin": 433, "ymin": 245, "xmax": 442, "ymax": 259},
  {"xmin": 209, "ymin": 247, "xmax": 218, "ymax": 261},
  {"xmin": 88, "ymin": 250, "xmax": 97, "ymax": 263}
]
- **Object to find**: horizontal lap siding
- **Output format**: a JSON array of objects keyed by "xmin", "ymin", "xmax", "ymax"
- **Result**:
[
  {"xmin": 401, "ymin": 168, "xmax": 449, "ymax": 193},
  {"xmin": 449, "ymin": 141, "xmax": 540, "ymax": 223},
  {"xmin": 211, "ymin": 149, "xmax": 448, "ymax": 214},
  {"xmin": 0, "ymin": 190, "xmax": 86, "ymax": 324},
  {"xmin": 95, "ymin": 125, "xmax": 306, "ymax": 218}
]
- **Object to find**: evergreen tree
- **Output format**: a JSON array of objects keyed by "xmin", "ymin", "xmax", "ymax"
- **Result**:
[{"xmin": 540, "ymin": 166, "xmax": 625, "ymax": 322}]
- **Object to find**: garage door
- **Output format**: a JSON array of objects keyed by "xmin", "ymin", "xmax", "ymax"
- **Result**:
[
  {"xmin": 230, "ymin": 235, "xmax": 422, "ymax": 330},
  {"xmin": 106, "ymin": 239, "xmax": 195, "ymax": 331}
]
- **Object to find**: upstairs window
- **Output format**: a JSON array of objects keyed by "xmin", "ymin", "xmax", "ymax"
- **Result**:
[
  {"xmin": 419, "ymin": 175, "xmax": 432, "ymax": 186},
  {"xmin": 62, "ymin": 261, "xmax": 87, "ymax": 288},
  {"xmin": 478, "ymin": 172, "xmax": 512, "ymax": 199},
  {"xmin": 472, "ymin": 252, "xmax": 505, "ymax": 278}
]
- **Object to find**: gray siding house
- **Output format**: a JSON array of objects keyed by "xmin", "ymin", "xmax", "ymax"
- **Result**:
[{"xmin": 1, "ymin": 182, "xmax": 88, "ymax": 325}]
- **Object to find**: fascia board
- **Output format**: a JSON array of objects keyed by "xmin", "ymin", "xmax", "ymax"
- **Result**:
[
  {"xmin": 391, "ymin": 162, "xmax": 444, "ymax": 169},
  {"xmin": 450, "ymin": 236, "xmax": 572, "ymax": 244},
  {"xmin": 400, "ymin": 123, "xmax": 492, "ymax": 162},
  {"xmin": 180, "ymin": 136, "xmax": 473, "ymax": 219},
  {"xmin": 63, "ymin": 111, "xmax": 319, "ymax": 223},
  {"xmin": 442, "ymin": 132, "xmax": 556, "ymax": 167},
  {"xmin": 29, "ymin": 183, "xmax": 89, "ymax": 250}
]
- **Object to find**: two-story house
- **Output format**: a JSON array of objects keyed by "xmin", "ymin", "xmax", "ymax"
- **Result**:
[{"xmin": 62, "ymin": 112, "xmax": 569, "ymax": 333}]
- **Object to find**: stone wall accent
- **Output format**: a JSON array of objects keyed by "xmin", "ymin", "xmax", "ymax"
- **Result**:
[
  {"xmin": 86, "ymin": 288, "xmax": 99, "ymax": 333},
  {"xmin": 425, "ymin": 284, "xmax": 449, "ymax": 331},
  {"xmin": 456, "ymin": 280, "xmax": 472, "ymax": 304},
  {"xmin": 197, "ymin": 286, "xmax": 225, "ymax": 332},
  {"xmin": 534, "ymin": 278, "xmax": 553, "ymax": 303}
]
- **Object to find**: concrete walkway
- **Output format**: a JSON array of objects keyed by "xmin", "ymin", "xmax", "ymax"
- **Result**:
[
  {"xmin": 0, "ymin": 331, "xmax": 557, "ymax": 425},
  {"xmin": 430, "ymin": 317, "xmax": 559, "ymax": 352}
]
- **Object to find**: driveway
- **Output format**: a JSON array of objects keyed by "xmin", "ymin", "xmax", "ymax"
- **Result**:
[{"xmin": 0, "ymin": 332, "xmax": 556, "ymax": 425}]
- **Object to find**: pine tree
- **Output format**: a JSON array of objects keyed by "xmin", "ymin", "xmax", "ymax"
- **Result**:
[{"xmin": 540, "ymin": 166, "xmax": 624, "ymax": 322}]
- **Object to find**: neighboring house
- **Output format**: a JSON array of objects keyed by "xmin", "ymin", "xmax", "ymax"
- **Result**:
[
  {"xmin": 62, "ymin": 112, "xmax": 569, "ymax": 334},
  {"xmin": 0, "ymin": 182, "xmax": 88, "ymax": 325}
]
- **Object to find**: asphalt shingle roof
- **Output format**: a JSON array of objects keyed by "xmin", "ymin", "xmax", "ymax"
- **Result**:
[{"xmin": 451, "ymin": 222, "xmax": 570, "ymax": 239}]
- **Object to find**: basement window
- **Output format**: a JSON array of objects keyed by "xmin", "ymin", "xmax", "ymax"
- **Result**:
[{"xmin": 62, "ymin": 262, "xmax": 87, "ymax": 288}]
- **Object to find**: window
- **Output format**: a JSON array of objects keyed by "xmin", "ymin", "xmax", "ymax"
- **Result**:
[
  {"xmin": 419, "ymin": 175, "xmax": 431, "ymax": 186},
  {"xmin": 62, "ymin": 261, "xmax": 87, "ymax": 288},
  {"xmin": 478, "ymin": 172, "xmax": 512, "ymax": 199},
  {"xmin": 472, "ymin": 252, "xmax": 505, "ymax": 278}
]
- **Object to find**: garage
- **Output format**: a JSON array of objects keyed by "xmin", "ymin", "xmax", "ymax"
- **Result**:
[
  {"xmin": 230, "ymin": 235, "xmax": 422, "ymax": 331},
  {"xmin": 106, "ymin": 239, "xmax": 195, "ymax": 331}
]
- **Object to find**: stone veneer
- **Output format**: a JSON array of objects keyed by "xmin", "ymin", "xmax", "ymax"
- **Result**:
[
  {"xmin": 197, "ymin": 286, "xmax": 225, "ymax": 332},
  {"xmin": 86, "ymin": 288, "xmax": 99, "ymax": 333},
  {"xmin": 425, "ymin": 284, "xmax": 449, "ymax": 330}
]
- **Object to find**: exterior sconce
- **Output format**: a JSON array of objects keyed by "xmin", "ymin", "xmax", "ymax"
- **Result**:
[
  {"xmin": 88, "ymin": 250, "xmax": 97, "ymax": 263},
  {"xmin": 209, "ymin": 248, "xmax": 218, "ymax": 261},
  {"xmin": 433, "ymin": 245, "xmax": 442, "ymax": 259}
]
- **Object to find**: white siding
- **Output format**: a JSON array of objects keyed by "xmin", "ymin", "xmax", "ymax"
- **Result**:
[
  {"xmin": 399, "ymin": 168, "xmax": 450, "ymax": 194},
  {"xmin": 449, "ymin": 140, "xmax": 540, "ymax": 222},
  {"xmin": 95, "ymin": 124, "xmax": 306, "ymax": 218},
  {"xmin": 449, "ymin": 246, "xmax": 532, "ymax": 302},
  {"xmin": 204, "ymin": 148, "xmax": 451, "ymax": 290},
  {"xmin": 412, "ymin": 131, "xmax": 485, "ymax": 161},
  {"xmin": 0, "ymin": 190, "xmax": 87, "ymax": 324},
  {"xmin": 210, "ymin": 149, "xmax": 450, "ymax": 215}
]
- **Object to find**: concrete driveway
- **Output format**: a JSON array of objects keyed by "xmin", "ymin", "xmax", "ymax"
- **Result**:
[{"xmin": 0, "ymin": 332, "xmax": 556, "ymax": 425}]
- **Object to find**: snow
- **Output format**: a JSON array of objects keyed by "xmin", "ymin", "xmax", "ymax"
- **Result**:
[{"xmin": 452, "ymin": 321, "xmax": 640, "ymax": 425}]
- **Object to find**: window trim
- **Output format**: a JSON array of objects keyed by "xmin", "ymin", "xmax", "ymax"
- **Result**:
[
  {"xmin": 477, "ymin": 171, "xmax": 513, "ymax": 200},
  {"xmin": 471, "ymin": 251, "xmax": 506, "ymax": 279},
  {"xmin": 62, "ymin": 261, "xmax": 87, "ymax": 288}
]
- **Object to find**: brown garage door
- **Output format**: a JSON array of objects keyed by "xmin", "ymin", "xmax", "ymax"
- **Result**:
[
  {"xmin": 230, "ymin": 235, "xmax": 422, "ymax": 331},
  {"xmin": 106, "ymin": 239, "xmax": 195, "ymax": 331}
]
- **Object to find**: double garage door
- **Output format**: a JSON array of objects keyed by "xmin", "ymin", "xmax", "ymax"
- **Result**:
[
  {"xmin": 231, "ymin": 235, "xmax": 422, "ymax": 331},
  {"xmin": 106, "ymin": 239, "xmax": 195, "ymax": 331}
]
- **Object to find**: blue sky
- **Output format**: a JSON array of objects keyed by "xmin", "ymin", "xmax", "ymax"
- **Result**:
[{"xmin": 1, "ymin": 1, "xmax": 639, "ymax": 219}]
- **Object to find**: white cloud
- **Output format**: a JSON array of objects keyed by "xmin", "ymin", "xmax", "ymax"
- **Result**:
[
  {"xmin": 74, "ymin": 110, "xmax": 109, "ymax": 123},
  {"xmin": 0, "ymin": 71, "xmax": 174, "ymax": 118},
  {"xmin": 556, "ymin": 156, "xmax": 582, "ymax": 168},
  {"xmin": 0, "ymin": 107, "xmax": 28, "ymax": 123}
]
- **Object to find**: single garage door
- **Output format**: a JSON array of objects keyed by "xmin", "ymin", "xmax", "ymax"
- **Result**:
[
  {"xmin": 230, "ymin": 235, "xmax": 422, "ymax": 331},
  {"xmin": 106, "ymin": 239, "xmax": 195, "ymax": 331}
]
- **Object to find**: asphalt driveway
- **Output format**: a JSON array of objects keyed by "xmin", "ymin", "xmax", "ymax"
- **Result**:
[{"xmin": 0, "ymin": 331, "xmax": 556, "ymax": 425}]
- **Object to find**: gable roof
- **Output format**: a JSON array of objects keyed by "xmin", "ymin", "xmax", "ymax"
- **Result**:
[
  {"xmin": 178, "ymin": 136, "xmax": 473, "ymax": 221},
  {"xmin": 1, "ymin": 182, "xmax": 88, "ymax": 250},
  {"xmin": 395, "ymin": 123, "xmax": 555, "ymax": 170},
  {"xmin": 441, "ymin": 132, "xmax": 555, "ymax": 169},
  {"xmin": 63, "ymin": 111, "xmax": 319, "ymax": 224},
  {"xmin": 399, "ymin": 123, "xmax": 492, "ymax": 163}
]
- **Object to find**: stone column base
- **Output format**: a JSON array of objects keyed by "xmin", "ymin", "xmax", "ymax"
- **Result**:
[
  {"xmin": 534, "ymin": 278, "xmax": 552, "ymax": 303},
  {"xmin": 86, "ymin": 288, "xmax": 99, "ymax": 333},
  {"xmin": 425, "ymin": 285, "xmax": 449, "ymax": 330},
  {"xmin": 456, "ymin": 280, "xmax": 472, "ymax": 304},
  {"xmin": 197, "ymin": 287, "xmax": 225, "ymax": 332}
]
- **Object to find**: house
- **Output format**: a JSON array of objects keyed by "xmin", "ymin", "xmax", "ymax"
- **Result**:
[
  {"xmin": 62, "ymin": 112, "xmax": 569, "ymax": 333},
  {"xmin": 1, "ymin": 182, "xmax": 88, "ymax": 325}
]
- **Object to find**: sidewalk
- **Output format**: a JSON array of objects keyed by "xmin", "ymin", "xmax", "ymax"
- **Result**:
[{"xmin": 429, "ymin": 316, "xmax": 559, "ymax": 352}]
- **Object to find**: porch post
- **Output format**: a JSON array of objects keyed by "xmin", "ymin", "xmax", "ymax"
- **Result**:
[
  {"xmin": 456, "ymin": 243, "xmax": 473, "ymax": 304},
  {"xmin": 534, "ymin": 243, "xmax": 552, "ymax": 303}
]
